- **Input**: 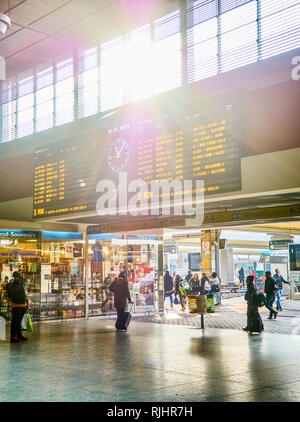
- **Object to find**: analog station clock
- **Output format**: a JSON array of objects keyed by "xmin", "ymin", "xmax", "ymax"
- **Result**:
[{"xmin": 107, "ymin": 138, "xmax": 130, "ymax": 172}]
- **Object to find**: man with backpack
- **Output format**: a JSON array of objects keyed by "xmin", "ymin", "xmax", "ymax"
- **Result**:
[
  {"xmin": 264, "ymin": 271, "xmax": 278, "ymax": 320},
  {"xmin": 5, "ymin": 271, "xmax": 28, "ymax": 343}
]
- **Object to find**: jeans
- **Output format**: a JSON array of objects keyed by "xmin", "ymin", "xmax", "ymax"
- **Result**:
[
  {"xmin": 164, "ymin": 294, "xmax": 173, "ymax": 305},
  {"xmin": 213, "ymin": 292, "xmax": 219, "ymax": 305},
  {"xmin": 10, "ymin": 307, "xmax": 26, "ymax": 339},
  {"xmin": 265, "ymin": 294, "xmax": 276, "ymax": 317},
  {"xmin": 275, "ymin": 289, "xmax": 282, "ymax": 310}
]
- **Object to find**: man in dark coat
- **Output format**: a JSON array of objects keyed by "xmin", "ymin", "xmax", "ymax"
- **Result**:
[
  {"xmin": 109, "ymin": 271, "xmax": 133, "ymax": 330},
  {"xmin": 238, "ymin": 267, "xmax": 245, "ymax": 287},
  {"xmin": 164, "ymin": 270, "xmax": 174, "ymax": 308},
  {"xmin": 5, "ymin": 271, "xmax": 28, "ymax": 343},
  {"xmin": 264, "ymin": 271, "xmax": 278, "ymax": 320}
]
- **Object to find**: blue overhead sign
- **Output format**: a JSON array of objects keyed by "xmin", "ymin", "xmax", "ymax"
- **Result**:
[{"xmin": 42, "ymin": 231, "xmax": 83, "ymax": 240}]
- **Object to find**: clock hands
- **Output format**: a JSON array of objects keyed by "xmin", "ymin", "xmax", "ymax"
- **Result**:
[{"xmin": 115, "ymin": 141, "xmax": 125, "ymax": 158}]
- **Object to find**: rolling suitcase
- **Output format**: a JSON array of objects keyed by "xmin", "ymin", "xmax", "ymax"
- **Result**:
[{"xmin": 115, "ymin": 304, "xmax": 133, "ymax": 330}]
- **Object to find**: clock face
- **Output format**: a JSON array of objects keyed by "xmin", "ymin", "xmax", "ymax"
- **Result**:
[{"xmin": 107, "ymin": 138, "xmax": 130, "ymax": 172}]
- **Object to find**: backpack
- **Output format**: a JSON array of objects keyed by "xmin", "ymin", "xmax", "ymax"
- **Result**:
[
  {"xmin": 179, "ymin": 281, "xmax": 191, "ymax": 296},
  {"xmin": 254, "ymin": 292, "xmax": 266, "ymax": 308},
  {"xmin": 5, "ymin": 281, "xmax": 16, "ymax": 302}
]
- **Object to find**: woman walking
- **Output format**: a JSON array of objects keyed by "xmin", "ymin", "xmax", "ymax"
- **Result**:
[
  {"xmin": 189, "ymin": 273, "xmax": 201, "ymax": 295},
  {"xmin": 243, "ymin": 275, "xmax": 264, "ymax": 334},
  {"xmin": 210, "ymin": 272, "xmax": 220, "ymax": 305}
]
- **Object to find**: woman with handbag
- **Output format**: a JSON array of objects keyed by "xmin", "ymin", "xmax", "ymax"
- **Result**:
[
  {"xmin": 210, "ymin": 272, "xmax": 220, "ymax": 305},
  {"xmin": 200, "ymin": 273, "xmax": 211, "ymax": 295}
]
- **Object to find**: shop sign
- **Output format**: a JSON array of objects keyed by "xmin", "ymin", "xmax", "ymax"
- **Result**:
[
  {"xmin": 0, "ymin": 250, "xmax": 36, "ymax": 259},
  {"xmin": 0, "ymin": 230, "xmax": 38, "ymax": 239}
]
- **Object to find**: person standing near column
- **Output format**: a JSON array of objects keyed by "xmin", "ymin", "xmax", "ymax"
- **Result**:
[
  {"xmin": 238, "ymin": 267, "xmax": 245, "ymax": 288},
  {"xmin": 163, "ymin": 270, "xmax": 174, "ymax": 308},
  {"xmin": 264, "ymin": 271, "xmax": 278, "ymax": 320},
  {"xmin": 273, "ymin": 268, "xmax": 290, "ymax": 311}
]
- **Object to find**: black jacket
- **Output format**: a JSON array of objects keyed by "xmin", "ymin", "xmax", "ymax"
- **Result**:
[
  {"xmin": 273, "ymin": 274, "xmax": 289, "ymax": 289},
  {"xmin": 264, "ymin": 276, "xmax": 276, "ymax": 296},
  {"xmin": 164, "ymin": 274, "xmax": 173, "ymax": 292},
  {"xmin": 6, "ymin": 280, "xmax": 27, "ymax": 305},
  {"xmin": 109, "ymin": 277, "xmax": 132, "ymax": 309}
]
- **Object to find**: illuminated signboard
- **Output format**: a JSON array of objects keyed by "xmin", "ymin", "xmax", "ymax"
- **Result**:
[{"xmin": 33, "ymin": 102, "xmax": 241, "ymax": 219}]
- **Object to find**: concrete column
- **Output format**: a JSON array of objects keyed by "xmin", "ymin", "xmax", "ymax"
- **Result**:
[
  {"xmin": 158, "ymin": 236, "xmax": 164, "ymax": 312},
  {"xmin": 83, "ymin": 230, "xmax": 89, "ymax": 319}
]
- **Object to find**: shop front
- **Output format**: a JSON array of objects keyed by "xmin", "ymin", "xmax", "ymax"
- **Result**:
[
  {"xmin": 0, "ymin": 229, "xmax": 85, "ymax": 321},
  {"xmin": 0, "ymin": 230, "xmax": 40, "ymax": 321}
]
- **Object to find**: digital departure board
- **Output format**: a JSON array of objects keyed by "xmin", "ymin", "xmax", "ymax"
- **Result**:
[{"xmin": 33, "ymin": 101, "xmax": 241, "ymax": 219}]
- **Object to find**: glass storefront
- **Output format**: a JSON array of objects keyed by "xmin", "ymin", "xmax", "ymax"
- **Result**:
[
  {"xmin": 40, "ymin": 232, "xmax": 85, "ymax": 320},
  {"xmin": 87, "ymin": 234, "xmax": 159, "ymax": 316},
  {"xmin": 0, "ymin": 231, "xmax": 40, "ymax": 321}
]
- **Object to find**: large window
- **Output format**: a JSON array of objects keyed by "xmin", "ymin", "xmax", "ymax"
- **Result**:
[
  {"xmin": 260, "ymin": 0, "xmax": 300, "ymax": 60},
  {"xmin": 17, "ymin": 72, "xmax": 34, "ymax": 138},
  {"xmin": 55, "ymin": 56, "xmax": 74, "ymax": 126},
  {"xmin": 153, "ymin": 9, "xmax": 182, "ymax": 94},
  {"xmin": 36, "ymin": 63, "xmax": 54, "ymax": 132},
  {"xmin": 187, "ymin": 0, "xmax": 218, "ymax": 82},
  {"xmin": 1, "ymin": 78, "xmax": 16, "ymax": 143},
  {"xmin": 126, "ymin": 24, "xmax": 153, "ymax": 102},
  {"xmin": 220, "ymin": 1, "xmax": 257, "ymax": 72},
  {"xmin": 100, "ymin": 37, "xmax": 125, "ymax": 112},
  {"xmin": 78, "ymin": 47, "xmax": 99, "ymax": 118},
  {"xmin": 1, "ymin": 0, "xmax": 300, "ymax": 143}
]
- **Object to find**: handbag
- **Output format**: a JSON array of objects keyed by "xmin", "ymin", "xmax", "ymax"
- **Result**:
[{"xmin": 211, "ymin": 284, "xmax": 220, "ymax": 293}]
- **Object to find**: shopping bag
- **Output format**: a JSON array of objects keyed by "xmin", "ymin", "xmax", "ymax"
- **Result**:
[
  {"xmin": 21, "ymin": 313, "xmax": 27, "ymax": 330},
  {"xmin": 26, "ymin": 310, "xmax": 33, "ymax": 333}
]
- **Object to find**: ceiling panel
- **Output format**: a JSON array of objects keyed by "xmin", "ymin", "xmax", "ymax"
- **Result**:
[{"xmin": 0, "ymin": 27, "xmax": 45, "ymax": 57}]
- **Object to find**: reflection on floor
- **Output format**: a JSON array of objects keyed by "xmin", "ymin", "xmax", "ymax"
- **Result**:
[{"xmin": 1, "ymin": 318, "xmax": 300, "ymax": 402}]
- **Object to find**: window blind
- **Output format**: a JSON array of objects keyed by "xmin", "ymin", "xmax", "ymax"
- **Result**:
[
  {"xmin": 187, "ymin": 0, "xmax": 218, "ymax": 82},
  {"xmin": 220, "ymin": 0, "xmax": 257, "ymax": 73},
  {"xmin": 260, "ymin": 0, "xmax": 300, "ymax": 60},
  {"xmin": 126, "ymin": 24, "xmax": 152, "ymax": 102},
  {"xmin": 153, "ymin": 6, "xmax": 182, "ymax": 94},
  {"xmin": 17, "ymin": 71, "xmax": 34, "ymax": 138},
  {"xmin": 78, "ymin": 47, "xmax": 99, "ymax": 119},
  {"xmin": 55, "ymin": 55, "xmax": 74, "ymax": 126},
  {"xmin": 1, "ymin": 77, "xmax": 17, "ymax": 143},
  {"xmin": 36, "ymin": 64, "xmax": 54, "ymax": 132},
  {"xmin": 100, "ymin": 36, "xmax": 125, "ymax": 112}
]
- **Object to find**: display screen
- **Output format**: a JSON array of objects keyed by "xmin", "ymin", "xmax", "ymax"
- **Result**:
[
  {"xmin": 289, "ymin": 244, "xmax": 300, "ymax": 272},
  {"xmin": 33, "ymin": 101, "xmax": 241, "ymax": 219}
]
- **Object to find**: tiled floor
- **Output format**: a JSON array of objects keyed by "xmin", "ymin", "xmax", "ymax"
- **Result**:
[{"xmin": 1, "ymin": 317, "xmax": 300, "ymax": 402}]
